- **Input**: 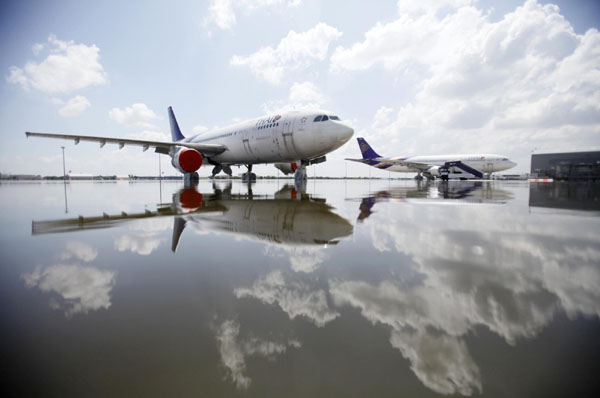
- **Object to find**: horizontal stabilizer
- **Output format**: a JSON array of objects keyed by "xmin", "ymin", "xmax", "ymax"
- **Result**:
[{"xmin": 345, "ymin": 158, "xmax": 370, "ymax": 164}]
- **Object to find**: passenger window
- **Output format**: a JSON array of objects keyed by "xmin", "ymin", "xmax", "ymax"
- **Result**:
[
  {"xmin": 314, "ymin": 115, "xmax": 322, "ymax": 122},
  {"xmin": 322, "ymin": 115, "xmax": 329, "ymax": 121}
]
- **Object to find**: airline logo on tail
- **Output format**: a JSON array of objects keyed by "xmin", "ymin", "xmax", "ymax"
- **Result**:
[{"xmin": 360, "ymin": 142, "xmax": 370, "ymax": 154}]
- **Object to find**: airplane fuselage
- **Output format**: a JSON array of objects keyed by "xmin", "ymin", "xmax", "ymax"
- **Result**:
[
  {"xmin": 185, "ymin": 110, "xmax": 354, "ymax": 165},
  {"xmin": 384, "ymin": 154, "xmax": 517, "ymax": 174}
]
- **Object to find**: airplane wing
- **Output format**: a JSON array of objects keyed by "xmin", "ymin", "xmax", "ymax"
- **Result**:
[
  {"xmin": 25, "ymin": 131, "xmax": 227, "ymax": 156},
  {"xmin": 373, "ymin": 158, "xmax": 484, "ymax": 177},
  {"xmin": 345, "ymin": 157, "xmax": 431, "ymax": 170},
  {"xmin": 372, "ymin": 158, "xmax": 432, "ymax": 171}
]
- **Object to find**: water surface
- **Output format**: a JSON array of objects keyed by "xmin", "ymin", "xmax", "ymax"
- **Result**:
[{"xmin": 1, "ymin": 180, "xmax": 599, "ymax": 397}]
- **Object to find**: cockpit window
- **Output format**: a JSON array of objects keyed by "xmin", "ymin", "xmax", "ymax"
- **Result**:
[
  {"xmin": 313, "ymin": 115, "xmax": 322, "ymax": 122},
  {"xmin": 322, "ymin": 115, "xmax": 329, "ymax": 121},
  {"xmin": 329, "ymin": 115, "xmax": 340, "ymax": 120}
]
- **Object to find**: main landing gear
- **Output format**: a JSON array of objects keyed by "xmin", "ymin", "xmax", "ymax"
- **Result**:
[
  {"xmin": 242, "ymin": 164, "xmax": 257, "ymax": 183},
  {"xmin": 211, "ymin": 164, "xmax": 232, "ymax": 178}
]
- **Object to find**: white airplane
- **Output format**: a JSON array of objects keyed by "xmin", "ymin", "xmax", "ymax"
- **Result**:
[
  {"xmin": 32, "ymin": 183, "xmax": 354, "ymax": 252},
  {"xmin": 26, "ymin": 107, "xmax": 354, "ymax": 182},
  {"xmin": 346, "ymin": 137, "xmax": 516, "ymax": 180}
]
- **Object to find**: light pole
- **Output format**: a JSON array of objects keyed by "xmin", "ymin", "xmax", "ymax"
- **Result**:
[
  {"xmin": 61, "ymin": 146, "xmax": 68, "ymax": 213},
  {"xmin": 61, "ymin": 146, "xmax": 66, "ymax": 180}
]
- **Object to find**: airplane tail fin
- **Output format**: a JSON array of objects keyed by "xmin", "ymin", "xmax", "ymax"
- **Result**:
[
  {"xmin": 168, "ymin": 106, "xmax": 185, "ymax": 142},
  {"xmin": 172, "ymin": 216, "xmax": 186, "ymax": 252},
  {"xmin": 357, "ymin": 137, "xmax": 382, "ymax": 159}
]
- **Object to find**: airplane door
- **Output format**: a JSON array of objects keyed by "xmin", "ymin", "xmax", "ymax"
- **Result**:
[
  {"xmin": 281, "ymin": 113, "xmax": 299, "ymax": 158},
  {"xmin": 272, "ymin": 118, "xmax": 284, "ymax": 160},
  {"xmin": 242, "ymin": 129, "xmax": 255, "ymax": 160}
]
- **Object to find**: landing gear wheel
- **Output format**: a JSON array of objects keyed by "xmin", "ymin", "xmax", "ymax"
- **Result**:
[
  {"xmin": 242, "ymin": 172, "xmax": 257, "ymax": 182},
  {"xmin": 242, "ymin": 164, "xmax": 256, "ymax": 183}
]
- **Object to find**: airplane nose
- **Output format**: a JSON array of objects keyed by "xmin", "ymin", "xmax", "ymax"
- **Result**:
[{"xmin": 338, "ymin": 124, "xmax": 354, "ymax": 143}]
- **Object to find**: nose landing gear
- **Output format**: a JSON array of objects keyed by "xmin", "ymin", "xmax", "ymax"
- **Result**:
[{"xmin": 242, "ymin": 164, "xmax": 256, "ymax": 182}]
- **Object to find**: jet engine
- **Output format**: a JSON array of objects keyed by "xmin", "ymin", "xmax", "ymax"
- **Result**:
[
  {"xmin": 427, "ymin": 166, "xmax": 441, "ymax": 177},
  {"xmin": 427, "ymin": 165, "xmax": 449, "ymax": 179},
  {"xmin": 172, "ymin": 148, "xmax": 203, "ymax": 173},
  {"xmin": 274, "ymin": 162, "xmax": 298, "ymax": 175}
]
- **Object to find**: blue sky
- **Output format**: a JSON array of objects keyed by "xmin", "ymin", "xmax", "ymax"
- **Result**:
[{"xmin": 1, "ymin": 0, "xmax": 599, "ymax": 177}]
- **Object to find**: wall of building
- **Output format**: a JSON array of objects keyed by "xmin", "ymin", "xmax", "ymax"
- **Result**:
[{"xmin": 530, "ymin": 151, "xmax": 600, "ymax": 180}]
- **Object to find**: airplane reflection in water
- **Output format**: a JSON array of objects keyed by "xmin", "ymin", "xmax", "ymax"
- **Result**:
[
  {"xmin": 32, "ymin": 183, "xmax": 353, "ymax": 252},
  {"xmin": 353, "ymin": 181, "xmax": 514, "ymax": 221}
]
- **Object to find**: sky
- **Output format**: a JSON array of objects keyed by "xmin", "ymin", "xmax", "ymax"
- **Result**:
[{"xmin": 1, "ymin": 0, "xmax": 599, "ymax": 177}]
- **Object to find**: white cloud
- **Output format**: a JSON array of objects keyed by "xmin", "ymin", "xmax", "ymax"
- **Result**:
[
  {"xmin": 235, "ymin": 271, "xmax": 339, "ymax": 327},
  {"xmin": 205, "ymin": 0, "xmax": 302, "ymax": 31},
  {"xmin": 7, "ymin": 35, "xmax": 107, "ymax": 94},
  {"xmin": 289, "ymin": 81, "xmax": 325, "ymax": 105},
  {"xmin": 330, "ymin": 0, "xmax": 600, "ymax": 168},
  {"xmin": 328, "ymin": 182, "xmax": 600, "ymax": 394},
  {"xmin": 109, "ymin": 103, "xmax": 160, "ymax": 129},
  {"xmin": 261, "ymin": 81, "xmax": 327, "ymax": 114},
  {"xmin": 22, "ymin": 264, "xmax": 115, "ymax": 317},
  {"xmin": 127, "ymin": 130, "xmax": 170, "ymax": 142},
  {"xmin": 215, "ymin": 319, "xmax": 300, "ymax": 389},
  {"xmin": 115, "ymin": 234, "xmax": 162, "ymax": 256},
  {"xmin": 390, "ymin": 329, "xmax": 482, "ymax": 396},
  {"xmin": 231, "ymin": 23, "xmax": 342, "ymax": 84},
  {"xmin": 56, "ymin": 95, "xmax": 91, "ymax": 117},
  {"xmin": 59, "ymin": 241, "xmax": 98, "ymax": 262}
]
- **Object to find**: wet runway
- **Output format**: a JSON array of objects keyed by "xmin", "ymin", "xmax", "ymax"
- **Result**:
[{"xmin": 1, "ymin": 179, "xmax": 599, "ymax": 397}]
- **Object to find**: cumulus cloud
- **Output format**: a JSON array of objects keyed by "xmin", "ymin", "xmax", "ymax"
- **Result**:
[
  {"xmin": 390, "ymin": 329, "xmax": 481, "ymax": 396},
  {"xmin": 114, "ymin": 234, "xmax": 162, "ymax": 256},
  {"xmin": 289, "ymin": 81, "xmax": 326, "ymax": 106},
  {"xmin": 22, "ymin": 264, "xmax": 115, "ymax": 317},
  {"xmin": 205, "ymin": 0, "xmax": 302, "ymax": 31},
  {"xmin": 59, "ymin": 241, "xmax": 98, "ymax": 262},
  {"xmin": 235, "ymin": 271, "xmax": 339, "ymax": 327},
  {"xmin": 215, "ymin": 319, "xmax": 301, "ymax": 389},
  {"xmin": 126, "ymin": 130, "xmax": 170, "ymax": 142},
  {"xmin": 330, "ymin": 0, "xmax": 600, "ymax": 167},
  {"xmin": 109, "ymin": 103, "xmax": 160, "ymax": 129},
  {"xmin": 7, "ymin": 35, "xmax": 107, "ymax": 94},
  {"xmin": 55, "ymin": 95, "xmax": 91, "ymax": 117},
  {"xmin": 261, "ymin": 81, "xmax": 327, "ymax": 114},
  {"xmin": 231, "ymin": 23, "xmax": 342, "ymax": 84},
  {"xmin": 332, "ymin": 182, "xmax": 600, "ymax": 394}
]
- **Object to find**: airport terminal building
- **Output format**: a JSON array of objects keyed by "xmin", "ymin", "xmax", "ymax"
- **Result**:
[{"xmin": 531, "ymin": 151, "xmax": 600, "ymax": 181}]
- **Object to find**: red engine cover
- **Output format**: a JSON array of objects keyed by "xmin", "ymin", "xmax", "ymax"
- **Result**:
[
  {"xmin": 179, "ymin": 189, "xmax": 203, "ymax": 210},
  {"xmin": 179, "ymin": 149, "xmax": 203, "ymax": 172}
]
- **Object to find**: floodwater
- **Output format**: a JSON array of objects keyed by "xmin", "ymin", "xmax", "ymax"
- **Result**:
[{"xmin": 1, "ymin": 179, "xmax": 599, "ymax": 397}]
